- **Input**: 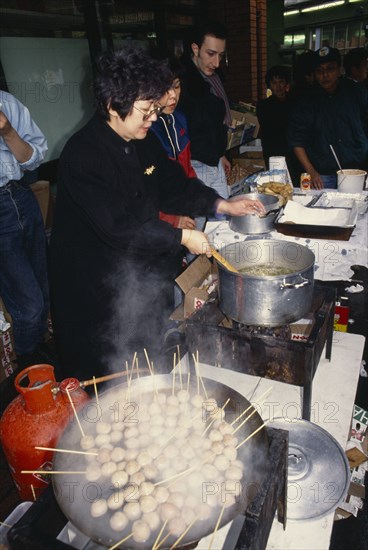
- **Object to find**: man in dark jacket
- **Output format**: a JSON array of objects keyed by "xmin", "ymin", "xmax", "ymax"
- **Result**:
[
  {"xmin": 179, "ymin": 20, "xmax": 231, "ymax": 207},
  {"xmin": 49, "ymin": 47, "xmax": 264, "ymax": 379},
  {"xmin": 288, "ymin": 46, "xmax": 368, "ymax": 189}
]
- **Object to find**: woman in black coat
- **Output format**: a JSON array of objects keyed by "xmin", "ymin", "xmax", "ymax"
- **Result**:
[{"xmin": 49, "ymin": 48, "xmax": 264, "ymax": 380}]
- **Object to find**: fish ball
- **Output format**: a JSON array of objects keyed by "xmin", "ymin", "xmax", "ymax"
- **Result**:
[
  {"xmin": 223, "ymin": 446, "xmax": 237, "ymax": 461},
  {"xmin": 159, "ymin": 503, "xmax": 179, "ymax": 522},
  {"xmin": 90, "ymin": 499, "xmax": 108, "ymax": 518},
  {"xmin": 97, "ymin": 447, "xmax": 111, "ymax": 463},
  {"xmin": 132, "ymin": 520, "xmax": 151, "ymax": 543},
  {"xmin": 154, "ymin": 486, "xmax": 169, "ymax": 504},
  {"xmin": 80, "ymin": 435, "xmax": 95, "ymax": 450},
  {"xmin": 209, "ymin": 429, "xmax": 222, "ymax": 442},
  {"xmin": 226, "ymin": 465, "xmax": 243, "ymax": 481},
  {"xmin": 165, "ymin": 405, "xmax": 178, "ymax": 417},
  {"xmin": 107, "ymin": 491, "xmax": 125, "ymax": 510},
  {"xmin": 211, "ymin": 441, "xmax": 224, "ymax": 455},
  {"xmin": 172, "ymin": 456, "xmax": 187, "ymax": 472},
  {"xmin": 214, "ymin": 455, "xmax": 230, "ymax": 471},
  {"xmin": 223, "ymin": 494, "xmax": 237, "ymax": 508},
  {"xmin": 110, "ymin": 447, "xmax": 125, "ymax": 462},
  {"xmin": 156, "ymin": 393, "xmax": 167, "ymax": 405},
  {"xmin": 143, "ymin": 511, "xmax": 160, "ymax": 531},
  {"xmin": 140, "ymin": 495, "xmax": 158, "ymax": 513},
  {"xmin": 181, "ymin": 446, "xmax": 195, "ymax": 460},
  {"xmin": 177, "ymin": 389, "xmax": 190, "ymax": 403},
  {"xmin": 189, "ymin": 434, "xmax": 203, "ymax": 449},
  {"xmin": 149, "ymin": 425, "xmax": 163, "ymax": 438},
  {"xmin": 202, "ymin": 463, "xmax": 219, "ymax": 481},
  {"xmin": 166, "ymin": 395, "xmax": 179, "ymax": 407},
  {"xmin": 143, "ymin": 464, "xmax": 158, "ymax": 480},
  {"xmin": 187, "ymin": 472, "xmax": 205, "ymax": 489},
  {"xmin": 124, "ymin": 502, "xmax": 141, "ymax": 521},
  {"xmin": 191, "ymin": 417, "xmax": 206, "ymax": 432},
  {"xmin": 130, "ymin": 471, "xmax": 145, "ymax": 486},
  {"xmin": 223, "ymin": 434, "xmax": 238, "ymax": 447},
  {"xmin": 137, "ymin": 451, "xmax": 152, "ymax": 467},
  {"xmin": 151, "ymin": 414, "xmax": 164, "ymax": 427},
  {"xmin": 109, "ymin": 511, "xmax": 128, "ymax": 531},
  {"xmin": 167, "ymin": 492, "xmax": 185, "ymax": 508},
  {"xmin": 111, "ymin": 470, "xmax": 129, "ymax": 488},
  {"xmin": 123, "ymin": 484, "xmax": 140, "ymax": 502},
  {"xmin": 126, "ymin": 460, "xmax": 140, "ymax": 475},
  {"xmin": 138, "ymin": 421, "xmax": 150, "ymax": 434},
  {"xmin": 191, "ymin": 394, "xmax": 204, "ymax": 408},
  {"xmin": 85, "ymin": 464, "xmax": 101, "ymax": 482},
  {"xmin": 125, "ymin": 437, "xmax": 140, "ymax": 449},
  {"xmin": 125, "ymin": 426, "xmax": 139, "ymax": 439},
  {"xmin": 233, "ymin": 459, "xmax": 243, "ymax": 469},
  {"xmin": 163, "ymin": 444, "xmax": 179, "ymax": 459},
  {"xmin": 110, "ymin": 430, "xmax": 123, "ymax": 444},
  {"xmin": 96, "ymin": 421, "xmax": 111, "ymax": 435},
  {"xmin": 138, "ymin": 434, "xmax": 152, "ymax": 448},
  {"xmin": 218, "ymin": 421, "xmax": 233, "ymax": 435},
  {"xmin": 125, "ymin": 448, "xmax": 138, "ymax": 461},
  {"xmin": 168, "ymin": 517, "xmax": 187, "ymax": 537},
  {"xmin": 149, "ymin": 402, "xmax": 161, "ymax": 415},
  {"xmin": 95, "ymin": 434, "xmax": 111, "ymax": 447},
  {"xmin": 202, "ymin": 438, "xmax": 212, "ymax": 450},
  {"xmin": 101, "ymin": 461, "xmax": 117, "ymax": 477},
  {"xmin": 165, "ymin": 416, "xmax": 178, "ymax": 429},
  {"xmin": 156, "ymin": 454, "xmax": 169, "ymax": 471},
  {"xmin": 140, "ymin": 481, "xmax": 155, "ymax": 496}
]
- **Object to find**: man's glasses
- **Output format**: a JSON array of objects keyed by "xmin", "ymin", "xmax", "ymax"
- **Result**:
[{"xmin": 133, "ymin": 104, "xmax": 163, "ymax": 121}]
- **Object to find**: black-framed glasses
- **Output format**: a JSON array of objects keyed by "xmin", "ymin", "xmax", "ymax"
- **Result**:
[{"xmin": 133, "ymin": 103, "xmax": 163, "ymax": 121}]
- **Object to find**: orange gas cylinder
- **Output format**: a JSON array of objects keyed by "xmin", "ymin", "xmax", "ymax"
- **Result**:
[{"xmin": 0, "ymin": 364, "xmax": 89, "ymax": 501}]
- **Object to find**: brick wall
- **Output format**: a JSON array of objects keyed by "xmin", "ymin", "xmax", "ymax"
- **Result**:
[{"xmin": 208, "ymin": 0, "xmax": 268, "ymax": 105}]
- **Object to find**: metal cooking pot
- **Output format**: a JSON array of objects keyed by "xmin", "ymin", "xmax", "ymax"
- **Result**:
[
  {"xmin": 216, "ymin": 239, "xmax": 315, "ymax": 326},
  {"xmin": 230, "ymin": 193, "xmax": 280, "ymax": 234},
  {"xmin": 53, "ymin": 374, "xmax": 269, "ymax": 548}
]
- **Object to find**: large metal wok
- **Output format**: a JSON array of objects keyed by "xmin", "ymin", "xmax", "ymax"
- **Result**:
[{"xmin": 53, "ymin": 374, "xmax": 269, "ymax": 548}]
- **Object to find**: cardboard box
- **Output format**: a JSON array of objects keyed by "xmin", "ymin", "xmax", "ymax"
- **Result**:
[
  {"xmin": 171, "ymin": 256, "xmax": 218, "ymax": 321},
  {"xmin": 227, "ymin": 110, "xmax": 247, "ymax": 150},
  {"xmin": 289, "ymin": 315, "xmax": 314, "ymax": 342}
]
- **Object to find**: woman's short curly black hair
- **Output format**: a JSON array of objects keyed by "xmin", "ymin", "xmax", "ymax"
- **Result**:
[{"xmin": 94, "ymin": 47, "xmax": 173, "ymax": 120}]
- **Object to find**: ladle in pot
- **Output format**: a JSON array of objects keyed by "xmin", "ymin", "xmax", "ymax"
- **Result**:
[{"xmin": 209, "ymin": 247, "xmax": 238, "ymax": 273}]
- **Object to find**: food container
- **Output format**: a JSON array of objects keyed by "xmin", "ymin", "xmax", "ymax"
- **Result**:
[
  {"xmin": 229, "ymin": 193, "xmax": 280, "ymax": 234},
  {"xmin": 215, "ymin": 239, "xmax": 315, "ymax": 326},
  {"xmin": 337, "ymin": 169, "xmax": 367, "ymax": 193}
]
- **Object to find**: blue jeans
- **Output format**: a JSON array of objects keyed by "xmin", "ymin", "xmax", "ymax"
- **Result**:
[
  {"xmin": 0, "ymin": 181, "xmax": 49, "ymax": 355},
  {"xmin": 321, "ymin": 175, "xmax": 337, "ymax": 189}
]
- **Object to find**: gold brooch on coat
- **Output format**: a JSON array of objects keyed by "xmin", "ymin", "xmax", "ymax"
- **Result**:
[{"xmin": 144, "ymin": 165, "xmax": 156, "ymax": 175}]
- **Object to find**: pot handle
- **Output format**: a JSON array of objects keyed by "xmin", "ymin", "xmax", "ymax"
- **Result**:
[{"xmin": 279, "ymin": 276, "xmax": 311, "ymax": 290}]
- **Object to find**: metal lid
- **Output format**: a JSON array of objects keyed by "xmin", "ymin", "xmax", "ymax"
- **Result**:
[{"xmin": 268, "ymin": 418, "xmax": 350, "ymax": 521}]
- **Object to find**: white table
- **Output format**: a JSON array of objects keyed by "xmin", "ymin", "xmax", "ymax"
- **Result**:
[
  {"xmin": 192, "ymin": 332, "xmax": 365, "ymax": 550},
  {"xmin": 206, "ymin": 190, "xmax": 368, "ymax": 282}
]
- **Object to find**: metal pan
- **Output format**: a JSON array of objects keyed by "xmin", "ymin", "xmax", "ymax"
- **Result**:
[{"xmin": 53, "ymin": 374, "xmax": 269, "ymax": 548}]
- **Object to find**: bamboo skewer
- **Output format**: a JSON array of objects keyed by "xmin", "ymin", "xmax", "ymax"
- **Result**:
[
  {"xmin": 202, "ymin": 397, "xmax": 230, "ymax": 436},
  {"xmin": 152, "ymin": 519, "xmax": 168, "ymax": 550},
  {"xmin": 31, "ymin": 484, "xmax": 36, "ymax": 501},
  {"xmin": 109, "ymin": 532, "xmax": 134, "ymax": 550},
  {"xmin": 155, "ymin": 530, "xmax": 173, "ymax": 550},
  {"xmin": 153, "ymin": 465, "xmax": 197, "ymax": 486},
  {"xmin": 79, "ymin": 371, "xmax": 128, "ymax": 388},
  {"xmin": 207, "ymin": 503, "xmax": 226, "ymax": 550},
  {"xmin": 235, "ymin": 422, "xmax": 267, "ymax": 450},
  {"xmin": 210, "ymin": 246, "xmax": 238, "ymax": 273},
  {"xmin": 65, "ymin": 386, "xmax": 85, "ymax": 437},
  {"xmin": 169, "ymin": 517, "xmax": 197, "ymax": 549},
  {"xmin": 21, "ymin": 470, "xmax": 87, "ymax": 475},
  {"xmin": 34, "ymin": 446, "xmax": 98, "ymax": 456},
  {"xmin": 93, "ymin": 375, "xmax": 99, "ymax": 406},
  {"xmin": 230, "ymin": 386, "xmax": 273, "ymax": 426},
  {"xmin": 232, "ymin": 406, "xmax": 259, "ymax": 435}
]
